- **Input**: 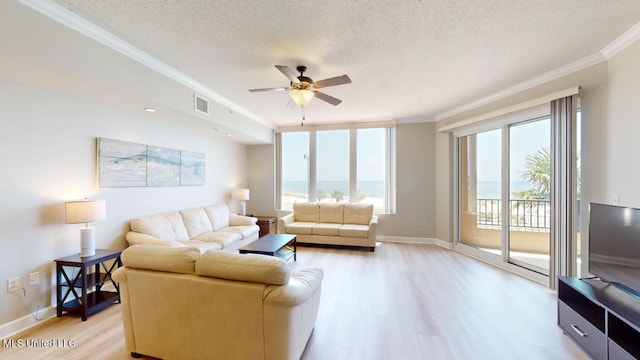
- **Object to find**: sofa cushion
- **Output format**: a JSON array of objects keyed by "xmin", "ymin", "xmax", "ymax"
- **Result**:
[
  {"xmin": 204, "ymin": 204, "xmax": 230, "ymax": 231},
  {"xmin": 182, "ymin": 240, "xmax": 223, "ymax": 252},
  {"xmin": 286, "ymin": 222, "xmax": 315, "ymax": 235},
  {"xmin": 130, "ymin": 212, "xmax": 190, "ymax": 242},
  {"xmin": 196, "ymin": 251, "xmax": 291, "ymax": 285},
  {"xmin": 195, "ymin": 231, "xmax": 242, "ymax": 247},
  {"xmin": 121, "ymin": 245, "xmax": 200, "ymax": 274},
  {"xmin": 293, "ymin": 203, "xmax": 319, "ymax": 223},
  {"xmin": 180, "ymin": 207, "xmax": 214, "ymax": 239},
  {"xmin": 312, "ymin": 223, "xmax": 340, "ymax": 236},
  {"xmin": 343, "ymin": 204, "xmax": 374, "ymax": 225},
  {"xmin": 219, "ymin": 225, "xmax": 260, "ymax": 238},
  {"xmin": 339, "ymin": 224, "xmax": 369, "ymax": 238},
  {"xmin": 319, "ymin": 203, "xmax": 344, "ymax": 224}
]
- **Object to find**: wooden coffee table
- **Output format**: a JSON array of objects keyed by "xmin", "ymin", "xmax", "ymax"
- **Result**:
[{"xmin": 239, "ymin": 234, "xmax": 296, "ymax": 261}]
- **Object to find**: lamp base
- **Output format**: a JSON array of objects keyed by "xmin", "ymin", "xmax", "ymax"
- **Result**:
[
  {"xmin": 240, "ymin": 202, "xmax": 246, "ymax": 216},
  {"xmin": 80, "ymin": 227, "xmax": 95, "ymax": 257}
]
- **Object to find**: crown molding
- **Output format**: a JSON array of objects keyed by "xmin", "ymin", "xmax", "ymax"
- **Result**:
[
  {"xmin": 601, "ymin": 21, "xmax": 640, "ymax": 59},
  {"xmin": 17, "ymin": 0, "xmax": 272, "ymax": 129},
  {"xmin": 435, "ymin": 21, "xmax": 640, "ymax": 123},
  {"xmin": 434, "ymin": 53, "xmax": 605, "ymax": 122}
]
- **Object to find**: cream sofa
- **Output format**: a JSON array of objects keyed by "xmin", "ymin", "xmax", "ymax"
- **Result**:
[
  {"xmin": 125, "ymin": 204, "xmax": 259, "ymax": 253},
  {"xmin": 278, "ymin": 203, "xmax": 378, "ymax": 251},
  {"xmin": 113, "ymin": 245, "xmax": 323, "ymax": 360}
]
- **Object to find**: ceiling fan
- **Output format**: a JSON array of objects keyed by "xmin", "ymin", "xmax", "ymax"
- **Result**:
[{"xmin": 249, "ymin": 65, "xmax": 351, "ymax": 107}]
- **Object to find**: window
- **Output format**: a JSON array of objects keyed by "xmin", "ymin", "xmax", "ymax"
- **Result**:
[
  {"xmin": 316, "ymin": 130, "xmax": 349, "ymax": 203},
  {"xmin": 280, "ymin": 132, "xmax": 309, "ymax": 210},
  {"xmin": 276, "ymin": 125, "xmax": 395, "ymax": 213},
  {"xmin": 357, "ymin": 128, "xmax": 389, "ymax": 209}
]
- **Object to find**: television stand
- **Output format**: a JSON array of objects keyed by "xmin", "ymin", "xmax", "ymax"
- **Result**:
[{"xmin": 558, "ymin": 276, "xmax": 640, "ymax": 359}]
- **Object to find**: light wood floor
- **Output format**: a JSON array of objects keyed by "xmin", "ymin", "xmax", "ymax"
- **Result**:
[{"xmin": 0, "ymin": 243, "xmax": 589, "ymax": 360}]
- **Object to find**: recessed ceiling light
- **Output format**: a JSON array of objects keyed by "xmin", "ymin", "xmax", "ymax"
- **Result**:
[
  {"xmin": 145, "ymin": 107, "xmax": 156, "ymax": 112},
  {"xmin": 225, "ymin": 133, "xmax": 232, "ymax": 137}
]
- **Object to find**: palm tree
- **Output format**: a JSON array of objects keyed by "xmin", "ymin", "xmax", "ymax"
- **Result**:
[
  {"xmin": 331, "ymin": 190, "xmax": 344, "ymax": 203},
  {"xmin": 515, "ymin": 147, "xmax": 550, "ymax": 199}
]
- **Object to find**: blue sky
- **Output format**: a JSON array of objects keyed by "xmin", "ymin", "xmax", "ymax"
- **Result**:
[
  {"xmin": 476, "ymin": 118, "xmax": 550, "ymax": 182},
  {"xmin": 475, "ymin": 112, "xmax": 581, "ymax": 183},
  {"xmin": 282, "ymin": 128, "xmax": 386, "ymax": 182}
]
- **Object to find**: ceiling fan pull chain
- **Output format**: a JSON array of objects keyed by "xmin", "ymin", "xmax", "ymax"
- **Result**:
[{"xmin": 301, "ymin": 107, "xmax": 306, "ymax": 126}]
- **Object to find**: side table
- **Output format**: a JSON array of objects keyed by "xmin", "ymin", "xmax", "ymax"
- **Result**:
[
  {"xmin": 256, "ymin": 216, "xmax": 276, "ymax": 237},
  {"xmin": 54, "ymin": 249, "xmax": 122, "ymax": 321}
]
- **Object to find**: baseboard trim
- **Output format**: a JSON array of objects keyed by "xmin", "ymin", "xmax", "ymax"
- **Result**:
[
  {"xmin": 0, "ymin": 306, "xmax": 56, "ymax": 340},
  {"xmin": 377, "ymin": 236, "xmax": 453, "ymax": 249}
]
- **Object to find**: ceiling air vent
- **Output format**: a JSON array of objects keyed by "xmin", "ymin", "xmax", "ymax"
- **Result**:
[{"xmin": 194, "ymin": 94, "xmax": 209, "ymax": 115}]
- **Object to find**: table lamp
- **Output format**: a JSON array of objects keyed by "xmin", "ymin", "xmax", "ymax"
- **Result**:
[
  {"xmin": 65, "ymin": 199, "xmax": 106, "ymax": 257},
  {"xmin": 234, "ymin": 189, "xmax": 250, "ymax": 216}
]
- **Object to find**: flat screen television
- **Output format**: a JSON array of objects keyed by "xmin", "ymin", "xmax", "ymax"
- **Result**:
[{"xmin": 589, "ymin": 202, "xmax": 640, "ymax": 297}]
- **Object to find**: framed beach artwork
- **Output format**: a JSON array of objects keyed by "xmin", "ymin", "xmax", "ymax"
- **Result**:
[
  {"xmin": 97, "ymin": 138, "xmax": 205, "ymax": 187},
  {"xmin": 147, "ymin": 146, "xmax": 181, "ymax": 187},
  {"xmin": 180, "ymin": 150, "xmax": 206, "ymax": 186},
  {"xmin": 98, "ymin": 138, "xmax": 147, "ymax": 187}
]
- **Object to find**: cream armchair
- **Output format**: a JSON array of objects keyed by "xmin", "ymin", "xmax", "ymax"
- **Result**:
[{"xmin": 112, "ymin": 245, "xmax": 323, "ymax": 360}]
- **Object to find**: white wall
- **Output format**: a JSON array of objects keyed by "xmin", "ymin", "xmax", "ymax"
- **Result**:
[
  {"xmin": 0, "ymin": 52, "xmax": 247, "ymax": 329},
  {"xmin": 247, "ymin": 144, "xmax": 276, "ymax": 217},
  {"xmin": 602, "ymin": 39, "xmax": 640, "ymax": 206},
  {"xmin": 377, "ymin": 122, "xmax": 437, "ymax": 238}
]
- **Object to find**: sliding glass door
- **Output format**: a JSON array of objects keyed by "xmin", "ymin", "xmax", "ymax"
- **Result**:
[
  {"xmin": 455, "ymin": 95, "xmax": 580, "ymax": 285},
  {"xmin": 508, "ymin": 118, "xmax": 551, "ymax": 274},
  {"xmin": 459, "ymin": 129, "xmax": 503, "ymax": 258},
  {"xmin": 457, "ymin": 117, "xmax": 552, "ymax": 276}
]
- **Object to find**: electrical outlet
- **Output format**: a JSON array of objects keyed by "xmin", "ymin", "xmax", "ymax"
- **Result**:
[
  {"xmin": 7, "ymin": 277, "xmax": 20, "ymax": 292},
  {"xmin": 29, "ymin": 272, "xmax": 39, "ymax": 286},
  {"xmin": 420, "ymin": 219, "xmax": 426, "ymax": 225}
]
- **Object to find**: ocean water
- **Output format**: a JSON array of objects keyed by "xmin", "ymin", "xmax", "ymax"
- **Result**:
[
  {"xmin": 283, "ymin": 180, "xmax": 384, "ymax": 198},
  {"xmin": 283, "ymin": 180, "xmax": 532, "ymax": 199},
  {"xmin": 477, "ymin": 180, "xmax": 531, "ymax": 199}
]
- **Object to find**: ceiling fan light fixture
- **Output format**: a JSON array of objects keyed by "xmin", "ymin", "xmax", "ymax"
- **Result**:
[{"xmin": 289, "ymin": 89, "xmax": 314, "ymax": 107}]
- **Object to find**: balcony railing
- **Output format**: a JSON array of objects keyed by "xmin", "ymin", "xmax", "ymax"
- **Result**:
[{"xmin": 477, "ymin": 198, "xmax": 550, "ymax": 229}]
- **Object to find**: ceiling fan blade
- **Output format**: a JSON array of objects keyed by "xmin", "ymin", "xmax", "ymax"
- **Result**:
[
  {"xmin": 275, "ymin": 65, "xmax": 300, "ymax": 84},
  {"xmin": 314, "ymin": 91, "xmax": 342, "ymax": 106},
  {"xmin": 249, "ymin": 87, "xmax": 289, "ymax": 92},
  {"xmin": 314, "ymin": 74, "xmax": 351, "ymax": 88}
]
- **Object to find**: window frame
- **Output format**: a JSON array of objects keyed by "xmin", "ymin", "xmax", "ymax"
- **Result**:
[{"xmin": 275, "ymin": 123, "xmax": 396, "ymax": 214}]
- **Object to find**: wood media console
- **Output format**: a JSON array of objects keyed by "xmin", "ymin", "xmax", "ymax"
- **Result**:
[{"xmin": 558, "ymin": 276, "xmax": 640, "ymax": 359}]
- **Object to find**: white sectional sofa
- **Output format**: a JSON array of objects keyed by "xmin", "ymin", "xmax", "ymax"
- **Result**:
[
  {"xmin": 113, "ymin": 245, "xmax": 323, "ymax": 360},
  {"xmin": 125, "ymin": 204, "xmax": 259, "ymax": 253},
  {"xmin": 278, "ymin": 202, "xmax": 378, "ymax": 251}
]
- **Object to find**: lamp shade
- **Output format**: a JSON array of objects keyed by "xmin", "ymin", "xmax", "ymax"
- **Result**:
[
  {"xmin": 65, "ymin": 199, "xmax": 106, "ymax": 224},
  {"xmin": 289, "ymin": 89, "xmax": 314, "ymax": 107},
  {"xmin": 234, "ymin": 189, "xmax": 250, "ymax": 201}
]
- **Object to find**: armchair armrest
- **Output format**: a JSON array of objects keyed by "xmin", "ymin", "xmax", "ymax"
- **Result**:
[
  {"xmin": 368, "ymin": 216, "xmax": 378, "ymax": 244},
  {"xmin": 112, "ymin": 267, "xmax": 127, "ymax": 283},
  {"xmin": 229, "ymin": 213, "xmax": 258, "ymax": 226},
  {"xmin": 263, "ymin": 268, "xmax": 323, "ymax": 307},
  {"xmin": 277, "ymin": 213, "xmax": 294, "ymax": 233},
  {"xmin": 125, "ymin": 232, "xmax": 186, "ymax": 247}
]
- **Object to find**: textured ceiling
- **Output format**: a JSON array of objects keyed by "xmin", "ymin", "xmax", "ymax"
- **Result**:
[{"xmin": 37, "ymin": 1, "xmax": 640, "ymax": 127}]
